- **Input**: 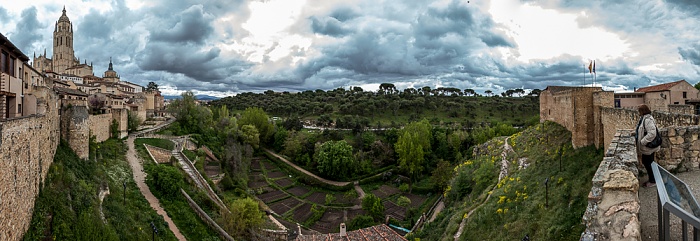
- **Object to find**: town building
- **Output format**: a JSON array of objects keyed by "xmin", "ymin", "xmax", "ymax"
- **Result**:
[{"xmin": 614, "ymin": 80, "xmax": 700, "ymax": 113}]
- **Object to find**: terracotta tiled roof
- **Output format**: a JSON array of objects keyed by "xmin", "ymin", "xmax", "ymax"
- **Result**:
[
  {"xmin": 295, "ymin": 224, "xmax": 407, "ymax": 241},
  {"xmin": 636, "ymin": 80, "xmax": 686, "ymax": 93}
]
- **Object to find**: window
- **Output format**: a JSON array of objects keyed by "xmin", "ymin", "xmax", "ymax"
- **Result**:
[
  {"xmin": 1, "ymin": 51, "xmax": 7, "ymax": 74},
  {"xmin": 9, "ymin": 57, "xmax": 15, "ymax": 77},
  {"xmin": 675, "ymin": 102, "xmax": 679, "ymax": 104},
  {"xmin": 683, "ymin": 92, "xmax": 687, "ymax": 98}
]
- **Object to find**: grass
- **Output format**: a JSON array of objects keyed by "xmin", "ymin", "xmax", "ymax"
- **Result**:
[
  {"xmin": 23, "ymin": 139, "xmax": 177, "ymax": 241},
  {"xmin": 413, "ymin": 121, "xmax": 604, "ymax": 241},
  {"xmin": 135, "ymin": 138, "xmax": 175, "ymax": 150}
]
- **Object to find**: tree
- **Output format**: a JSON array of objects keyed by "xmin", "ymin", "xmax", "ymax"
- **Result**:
[
  {"xmin": 239, "ymin": 107, "xmax": 273, "ymax": 143},
  {"xmin": 240, "ymin": 124, "xmax": 260, "ymax": 149},
  {"xmin": 220, "ymin": 197, "xmax": 264, "ymax": 239},
  {"xmin": 127, "ymin": 111, "xmax": 142, "ymax": 133},
  {"xmin": 432, "ymin": 160, "xmax": 453, "ymax": 192},
  {"xmin": 348, "ymin": 215, "xmax": 375, "ymax": 230},
  {"xmin": 146, "ymin": 164, "xmax": 184, "ymax": 198},
  {"xmin": 145, "ymin": 81, "xmax": 159, "ymax": 92},
  {"xmin": 395, "ymin": 119, "xmax": 432, "ymax": 184},
  {"xmin": 528, "ymin": 89, "xmax": 542, "ymax": 97},
  {"xmin": 485, "ymin": 90, "xmax": 493, "ymax": 96},
  {"xmin": 314, "ymin": 140, "xmax": 355, "ymax": 179},
  {"xmin": 361, "ymin": 194, "xmax": 385, "ymax": 220},
  {"xmin": 88, "ymin": 95, "xmax": 105, "ymax": 114},
  {"xmin": 396, "ymin": 196, "xmax": 412, "ymax": 207}
]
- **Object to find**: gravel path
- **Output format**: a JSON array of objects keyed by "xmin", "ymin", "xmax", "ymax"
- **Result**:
[{"xmin": 126, "ymin": 136, "xmax": 187, "ymax": 241}]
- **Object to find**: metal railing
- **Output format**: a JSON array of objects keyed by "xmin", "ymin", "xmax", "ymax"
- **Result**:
[{"xmin": 652, "ymin": 162, "xmax": 700, "ymax": 241}]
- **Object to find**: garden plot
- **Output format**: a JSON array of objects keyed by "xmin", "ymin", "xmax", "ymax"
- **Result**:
[
  {"xmin": 371, "ymin": 185, "xmax": 400, "ymax": 199},
  {"xmin": 404, "ymin": 193, "xmax": 427, "ymax": 209},
  {"xmin": 333, "ymin": 193, "xmax": 359, "ymax": 206},
  {"xmin": 261, "ymin": 161, "xmax": 276, "ymax": 170},
  {"xmin": 273, "ymin": 178, "xmax": 294, "ymax": 188},
  {"xmin": 269, "ymin": 197, "xmax": 302, "ymax": 216},
  {"xmin": 258, "ymin": 189, "xmax": 289, "ymax": 203},
  {"xmin": 286, "ymin": 186, "xmax": 311, "ymax": 197},
  {"xmin": 311, "ymin": 209, "xmax": 344, "ymax": 233},
  {"xmin": 383, "ymin": 200, "xmax": 407, "ymax": 221},
  {"xmin": 304, "ymin": 192, "xmax": 327, "ymax": 204},
  {"xmin": 266, "ymin": 171, "xmax": 287, "ymax": 179},
  {"xmin": 346, "ymin": 208, "xmax": 367, "ymax": 221},
  {"xmin": 250, "ymin": 159, "xmax": 262, "ymax": 171},
  {"xmin": 292, "ymin": 203, "xmax": 314, "ymax": 223}
]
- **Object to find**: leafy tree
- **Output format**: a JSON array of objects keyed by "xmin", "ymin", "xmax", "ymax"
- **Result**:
[
  {"xmin": 397, "ymin": 196, "xmax": 412, "ymax": 207},
  {"xmin": 240, "ymin": 124, "xmax": 260, "ymax": 149},
  {"xmin": 432, "ymin": 160, "xmax": 453, "ymax": 192},
  {"xmin": 314, "ymin": 140, "xmax": 355, "ymax": 179},
  {"xmin": 146, "ymin": 81, "xmax": 159, "ymax": 92},
  {"xmin": 325, "ymin": 193, "xmax": 336, "ymax": 205},
  {"xmin": 273, "ymin": 127, "xmax": 288, "ymax": 152},
  {"xmin": 485, "ymin": 90, "xmax": 493, "ymax": 96},
  {"xmin": 146, "ymin": 164, "xmax": 184, "ymax": 198},
  {"xmin": 127, "ymin": 111, "xmax": 142, "ymax": 133},
  {"xmin": 239, "ymin": 107, "xmax": 273, "ymax": 143},
  {"xmin": 361, "ymin": 194, "xmax": 385, "ymax": 221},
  {"xmin": 395, "ymin": 119, "xmax": 432, "ymax": 183},
  {"xmin": 528, "ymin": 89, "xmax": 542, "ymax": 97},
  {"xmin": 168, "ymin": 91, "xmax": 213, "ymax": 134},
  {"xmin": 220, "ymin": 197, "xmax": 264, "ymax": 239},
  {"xmin": 283, "ymin": 131, "xmax": 308, "ymax": 162}
]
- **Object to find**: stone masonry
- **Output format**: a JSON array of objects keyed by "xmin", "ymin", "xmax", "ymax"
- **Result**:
[
  {"xmin": 60, "ymin": 105, "xmax": 89, "ymax": 159},
  {"xmin": 88, "ymin": 113, "xmax": 111, "ymax": 142},
  {"xmin": 0, "ymin": 87, "xmax": 59, "ymax": 241},
  {"xmin": 581, "ymin": 130, "xmax": 641, "ymax": 241}
]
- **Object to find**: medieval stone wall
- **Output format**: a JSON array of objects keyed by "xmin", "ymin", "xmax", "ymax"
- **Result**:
[
  {"xmin": 0, "ymin": 87, "xmax": 59, "ymax": 241},
  {"xmin": 111, "ymin": 108, "xmax": 128, "ymax": 138},
  {"xmin": 540, "ymin": 87, "xmax": 613, "ymax": 148},
  {"xmin": 600, "ymin": 107, "xmax": 699, "ymax": 150},
  {"xmin": 88, "ymin": 113, "xmax": 111, "ymax": 142},
  {"xmin": 668, "ymin": 104, "xmax": 694, "ymax": 115},
  {"xmin": 581, "ymin": 130, "xmax": 641, "ymax": 240},
  {"xmin": 60, "ymin": 105, "xmax": 89, "ymax": 159},
  {"xmin": 655, "ymin": 126, "xmax": 700, "ymax": 172}
]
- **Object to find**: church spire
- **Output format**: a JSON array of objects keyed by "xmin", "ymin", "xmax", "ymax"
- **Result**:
[
  {"xmin": 63, "ymin": 6, "xmax": 66, "ymax": 15},
  {"xmin": 108, "ymin": 57, "xmax": 113, "ymax": 71}
]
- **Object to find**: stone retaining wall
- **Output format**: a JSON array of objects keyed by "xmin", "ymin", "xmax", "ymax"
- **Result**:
[
  {"xmin": 143, "ymin": 144, "xmax": 172, "ymax": 164},
  {"xmin": 581, "ymin": 130, "xmax": 641, "ymax": 241},
  {"xmin": 180, "ymin": 189, "xmax": 235, "ymax": 241}
]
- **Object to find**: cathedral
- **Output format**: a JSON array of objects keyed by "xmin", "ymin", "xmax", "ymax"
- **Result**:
[{"xmin": 32, "ymin": 7, "xmax": 94, "ymax": 78}]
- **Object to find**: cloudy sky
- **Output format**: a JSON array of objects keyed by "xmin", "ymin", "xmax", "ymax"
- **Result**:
[{"xmin": 2, "ymin": 0, "xmax": 700, "ymax": 97}]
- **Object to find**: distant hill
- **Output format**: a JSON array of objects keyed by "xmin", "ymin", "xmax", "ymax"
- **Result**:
[{"xmin": 164, "ymin": 95, "xmax": 220, "ymax": 101}]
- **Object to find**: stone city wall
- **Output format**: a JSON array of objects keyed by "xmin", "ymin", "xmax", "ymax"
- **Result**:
[
  {"xmin": 60, "ymin": 105, "xmax": 89, "ymax": 159},
  {"xmin": 655, "ymin": 126, "xmax": 700, "ymax": 173},
  {"xmin": 581, "ymin": 130, "xmax": 641, "ymax": 241},
  {"xmin": 540, "ymin": 87, "xmax": 613, "ymax": 148},
  {"xmin": 668, "ymin": 104, "xmax": 694, "ymax": 115},
  {"xmin": 112, "ymin": 108, "xmax": 128, "ymax": 139},
  {"xmin": 88, "ymin": 113, "xmax": 112, "ymax": 142},
  {"xmin": 600, "ymin": 107, "xmax": 699, "ymax": 151},
  {"xmin": 0, "ymin": 87, "xmax": 59, "ymax": 241}
]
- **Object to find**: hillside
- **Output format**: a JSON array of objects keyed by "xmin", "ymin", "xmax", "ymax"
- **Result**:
[
  {"xmin": 414, "ymin": 121, "xmax": 603, "ymax": 240},
  {"xmin": 210, "ymin": 89, "xmax": 540, "ymax": 128},
  {"xmin": 22, "ymin": 140, "xmax": 177, "ymax": 241}
]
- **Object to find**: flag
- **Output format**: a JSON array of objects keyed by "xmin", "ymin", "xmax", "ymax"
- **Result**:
[
  {"xmin": 588, "ymin": 61, "xmax": 592, "ymax": 73},
  {"xmin": 593, "ymin": 60, "xmax": 596, "ymax": 73}
]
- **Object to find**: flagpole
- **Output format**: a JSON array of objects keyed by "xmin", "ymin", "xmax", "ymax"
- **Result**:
[{"xmin": 583, "ymin": 64, "xmax": 586, "ymax": 86}]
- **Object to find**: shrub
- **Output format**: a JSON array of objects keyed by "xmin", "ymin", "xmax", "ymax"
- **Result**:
[{"xmin": 397, "ymin": 196, "xmax": 411, "ymax": 207}]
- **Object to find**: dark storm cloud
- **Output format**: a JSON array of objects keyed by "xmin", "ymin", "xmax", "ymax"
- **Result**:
[
  {"xmin": 151, "ymin": 5, "xmax": 214, "ymax": 44},
  {"xmin": 78, "ymin": 9, "xmax": 114, "ymax": 40},
  {"xmin": 137, "ymin": 42, "xmax": 250, "ymax": 82},
  {"xmin": 10, "ymin": 7, "xmax": 43, "ymax": 55},
  {"xmin": 310, "ymin": 16, "xmax": 351, "ymax": 37},
  {"xmin": 679, "ymin": 44, "xmax": 700, "ymax": 66},
  {"xmin": 330, "ymin": 7, "xmax": 359, "ymax": 22}
]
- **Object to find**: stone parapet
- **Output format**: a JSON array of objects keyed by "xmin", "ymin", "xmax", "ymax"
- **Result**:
[
  {"xmin": 581, "ymin": 130, "xmax": 641, "ymax": 241},
  {"xmin": 655, "ymin": 126, "xmax": 700, "ymax": 172}
]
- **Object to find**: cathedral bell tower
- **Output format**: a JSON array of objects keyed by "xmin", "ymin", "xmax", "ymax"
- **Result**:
[{"xmin": 52, "ymin": 6, "xmax": 76, "ymax": 74}]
